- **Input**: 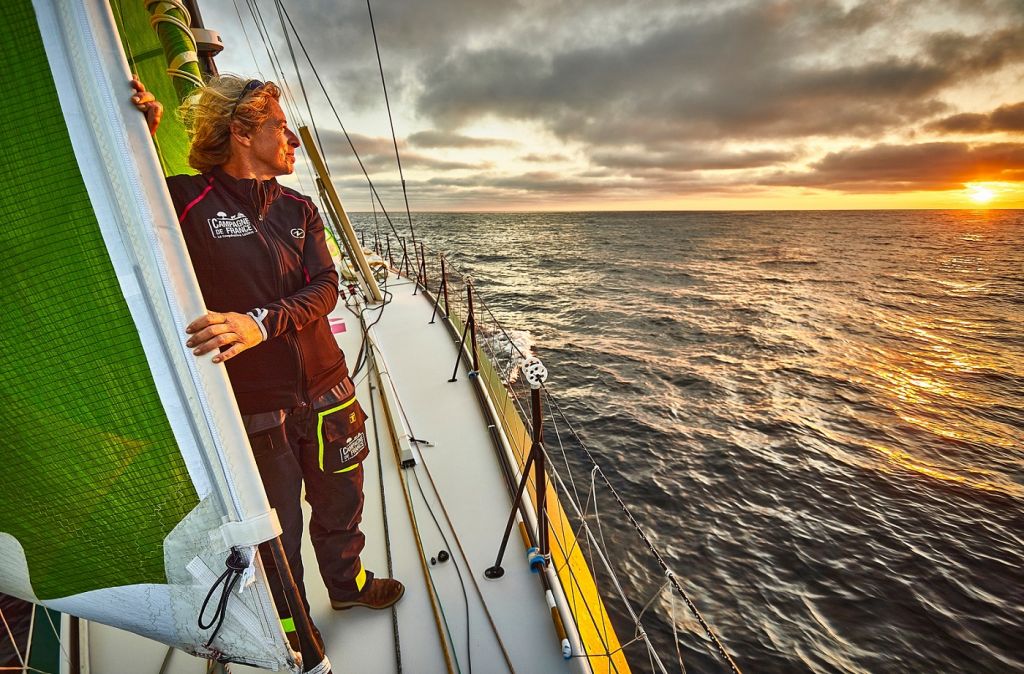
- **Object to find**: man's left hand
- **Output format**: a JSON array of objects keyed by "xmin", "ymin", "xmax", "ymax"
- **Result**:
[{"xmin": 185, "ymin": 311, "xmax": 264, "ymax": 363}]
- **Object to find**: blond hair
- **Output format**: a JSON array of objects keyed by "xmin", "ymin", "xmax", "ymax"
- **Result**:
[{"xmin": 178, "ymin": 75, "xmax": 282, "ymax": 173}]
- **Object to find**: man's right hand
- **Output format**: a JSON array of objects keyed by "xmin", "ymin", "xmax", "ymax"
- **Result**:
[
  {"xmin": 130, "ymin": 76, "xmax": 162, "ymax": 135},
  {"xmin": 185, "ymin": 311, "xmax": 264, "ymax": 364}
]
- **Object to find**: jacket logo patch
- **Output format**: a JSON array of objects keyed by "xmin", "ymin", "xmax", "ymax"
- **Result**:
[
  {"xmin": 339, "ymin": 433, "xmax": 366, "ymax": 464},
  {"xmin": 290, "ymin": 228, "xmax": 305, "ymax": 238},
  {"xmin": 208, "ymin": 212, "xmax": 255, "ymax": 238}
]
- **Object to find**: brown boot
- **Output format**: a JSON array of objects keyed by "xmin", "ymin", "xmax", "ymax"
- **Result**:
[{"xmin": 330, "ymin": 578, "xmax": 405, "ymax": 610}]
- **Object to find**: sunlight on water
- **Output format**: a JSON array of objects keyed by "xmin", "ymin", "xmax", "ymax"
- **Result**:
[
  {"xmin": 354, "ymin": 209, "xmax": 1024, "ymax": 674},
  {"xmin": 865, "ymin": 440, "xmax": 1023, "ymax": 498}
]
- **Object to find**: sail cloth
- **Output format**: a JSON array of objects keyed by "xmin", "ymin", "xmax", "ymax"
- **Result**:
[{"xmin": 0, "ymin": 0, "xmax": 292, "ymax": 668}]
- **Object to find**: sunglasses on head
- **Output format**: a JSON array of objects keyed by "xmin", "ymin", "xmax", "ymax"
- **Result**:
[{"xmin": 231, "ymin": 79, "xmax": 265, "ymax": 115}]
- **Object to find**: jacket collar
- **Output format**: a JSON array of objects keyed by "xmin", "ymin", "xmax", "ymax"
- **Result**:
[{"xmin": 209, "ymin": 165, "xmax": 282, "ymax": 220}]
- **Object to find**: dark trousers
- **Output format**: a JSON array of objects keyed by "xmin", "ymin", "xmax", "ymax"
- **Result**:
[{"xmin": 246, "ymin": 399, "xmax": 370, "ymax": 627}]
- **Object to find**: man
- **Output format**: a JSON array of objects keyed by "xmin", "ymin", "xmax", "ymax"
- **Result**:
[{"xmin": 132, "ymin": 76, "xmax": 403, "ymax": 644}]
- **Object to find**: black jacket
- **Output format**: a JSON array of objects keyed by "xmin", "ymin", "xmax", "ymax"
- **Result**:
[{"xmin": 167, "ymin": 166, "xmax": 347, "ymax": 414}]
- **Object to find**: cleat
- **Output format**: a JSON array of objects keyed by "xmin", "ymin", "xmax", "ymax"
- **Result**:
[{"xmin": 331, "ymin": 578, "xmax": 405, "ymax": 611}]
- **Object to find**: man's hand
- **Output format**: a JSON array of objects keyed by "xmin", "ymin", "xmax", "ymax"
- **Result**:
[
  {"xmin": 130, "ymin": 76, "xmax": 163, "ymax": 135},
  {"xmin": 185, "ymin": 311, "xmax": 264, "ymax": 364}
]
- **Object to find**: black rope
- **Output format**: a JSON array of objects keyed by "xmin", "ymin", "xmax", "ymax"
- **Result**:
[
  {"xmin": 367, "ymin": 378, "xmax": 403, "ymax": 671},
  {"xmin": 198, "ymin": 548, "xmax": 248, "ymax": 648},
  {"xmin": 365, "ymin": 0, "xmax": 418, "ymax": 249},
  {"xmin": 409, "ymin": 467, "xmax": 472, "ymax": 674}
]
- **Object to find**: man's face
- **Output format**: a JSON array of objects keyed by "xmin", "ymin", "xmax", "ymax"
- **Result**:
[{"xmin": 248, "ymin": 98, "xmax": 299, "ymax": 178}]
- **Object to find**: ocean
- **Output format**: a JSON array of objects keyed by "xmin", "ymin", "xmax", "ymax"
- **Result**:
[{"xmin": 352, "ymin": 209, "xmax": 1023, "ymax": 674}]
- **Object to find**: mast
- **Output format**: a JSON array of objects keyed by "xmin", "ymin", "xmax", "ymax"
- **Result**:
[
  {"xmin": 144, "ymin": 0, "xmax": 204, "ymax": 100},
  {"xmin": 180, "ymin": 0, "xmax": 222, "ymax": 78}
]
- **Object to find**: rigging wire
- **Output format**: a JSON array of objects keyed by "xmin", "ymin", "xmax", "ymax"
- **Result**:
[
  {"xmin": 246, "ymin": 0, "xmax": 303, "ymax": 125},
  {"xmin": 543, "ymin": 392, "xmax": 743, "ymax": 674},
  {"xmin": 275, "ymin": 1, "xmax": 407, "ymax": 245},
  {"xmin": 364, "ymin": 0, "xmax": 418, "ymax": 248},
  {"xmin": 238, "ymin": 0, "xmax": 318, "ymax": 195},
  {"xmin": 229, "ymin": 0, "xmax": 264, "ymax": 78},
  {"xmin": 40, "ymin": 605, "xmax": 69, "ymax": 669},
  {"xmin": 436, "ymin": 255, "xmax": 739, "ymax": 672},
  {"xmin": 459, "ymin": 293, "xmax": 631, "ymax": 671},
  {"xmin": 0, "ymin": 607, "xmax": 27, "ymax": 669},
  {"xmin": 271, "ymin": 0, "xmax": 330, "ymax": 182}
]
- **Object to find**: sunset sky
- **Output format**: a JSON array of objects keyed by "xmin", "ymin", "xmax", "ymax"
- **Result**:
[{"xmin": 200, "ymin": 0, "xmax": 1024, "ymax": 211}]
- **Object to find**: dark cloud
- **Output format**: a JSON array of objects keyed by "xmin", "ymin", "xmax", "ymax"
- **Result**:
[
  {"xmin": 592, "ymin": 148, "xmax": 799, "ymax": 172},
  {"xmin": 762, "ymin": 142, "xmax": 1024, "ymax": 192},
  {"xmin": 521, "ymin": 153, "xmax": 571, "ymax": 162},
  {"xmin": 407, "ymin": 130, "xmax": 516, "ymax": 149},
  {"xmin": 312, "ymin": 129, "xmax": 487, "ymax": 174},
  {"xmin": 927, "ymin": 102, "xmax": 1024, "ymax": 133},
  {"xmin": 207, "ymin": 0, "xmax": 1024, "ymax": 206},
  {"xmin": 416, "ymin": 3, "xmax": 1024, "ymax": 151}
]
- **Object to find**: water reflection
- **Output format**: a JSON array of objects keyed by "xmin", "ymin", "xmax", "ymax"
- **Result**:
[{"xmin": 352, "ymin": 208, "xmax": 1024, "ymax": 674}]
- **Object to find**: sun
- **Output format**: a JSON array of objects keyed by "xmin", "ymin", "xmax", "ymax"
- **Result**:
[{"xmin": 965, "ymin": 183, "xmax": 995, "ymax": 205}]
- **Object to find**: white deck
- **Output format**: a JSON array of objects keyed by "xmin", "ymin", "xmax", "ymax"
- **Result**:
[{"xmin": 85, "ymin": 273, "xmax": 580, "ymax": 674}]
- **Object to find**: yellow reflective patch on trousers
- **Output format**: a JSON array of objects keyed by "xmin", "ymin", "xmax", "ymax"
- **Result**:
[
  {"xmin": 355, "ymin": 564, "xmax": 367, "ymax": 591},
  {"xmin": 316, "ymin": 396, "xmax": 359, "ymax": 471},
  {"xmin": 280, "ymin": 617, "xmax": 296, "ymax": 633},
  {"xmin": 334, "ymin": 462, "xmax": 360, "ymax": 474}
]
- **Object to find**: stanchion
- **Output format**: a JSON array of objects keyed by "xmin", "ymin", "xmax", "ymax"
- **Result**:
[
  {"xmin": 429, "ymin": 254, "xmax": 449, "ymax": 324},
  {"xmin": 419, "ymin": 242, "xmax": 429, "ymax": 289},
  {"xmin": 467, "ymin": 281, "xmax": 480, "ymax": 372},
  {"xmin": 400, "ymin": 237, "xmax": 410, "ymax": 277},
  {"xmin": 441, "ymin": 256, "xmax": 451, "ymax": 319},
  {"xmin": 484, "ymin": 357, "xmax": 550, "ymax": 576},
  {"xmin": 448, "ymin": 281, "xmax": 479, "ymax": 382}
]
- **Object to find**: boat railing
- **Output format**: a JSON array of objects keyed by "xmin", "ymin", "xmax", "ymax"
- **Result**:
[{"xmin": 349, "ymin": 228, "xmax": 743, "ymax": 674}]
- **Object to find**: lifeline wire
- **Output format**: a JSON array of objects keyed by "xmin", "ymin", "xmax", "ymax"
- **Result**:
[
  {"xmin": 545, "ymin": 392, "xmax": 743, "ymax": 674},
  {"xmin": 419, "ymin": 242, "xmax": 742, "ymax": 672}
]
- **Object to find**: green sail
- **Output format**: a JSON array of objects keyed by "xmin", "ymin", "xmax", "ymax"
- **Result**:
[{"xmin": 0, "ymin": 0, "xmax": 198, "ymax": 600}]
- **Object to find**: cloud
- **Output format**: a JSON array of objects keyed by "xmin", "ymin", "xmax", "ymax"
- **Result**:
[
  {"xmin": 762, "ymin": 142, "xmax": 1024, "ymax": 191},
  {"xmin": 311, "ymin": 129, "xmax": 487, "ymax": 174},
  {"xmin": 926, "ymin": 101, "xmax": 1024, "ymax": 133},
  {"xmin": 209, "ymin": 0, "xmax": 1024, "ymax": 207},
  {"xmin": 592, "ymin": 148, "xmax": 799, "ymax": 172},
  {"xmin": 521, "ymin": 152, "xmax": 571, "ymax": 162},
  {"xmin": 407, "ymin": 130, "xmax": 516, "ymax": 149},
  {"xmin": 416, "ymin": 2, "xmax": 1024, "ymax": 151}
]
